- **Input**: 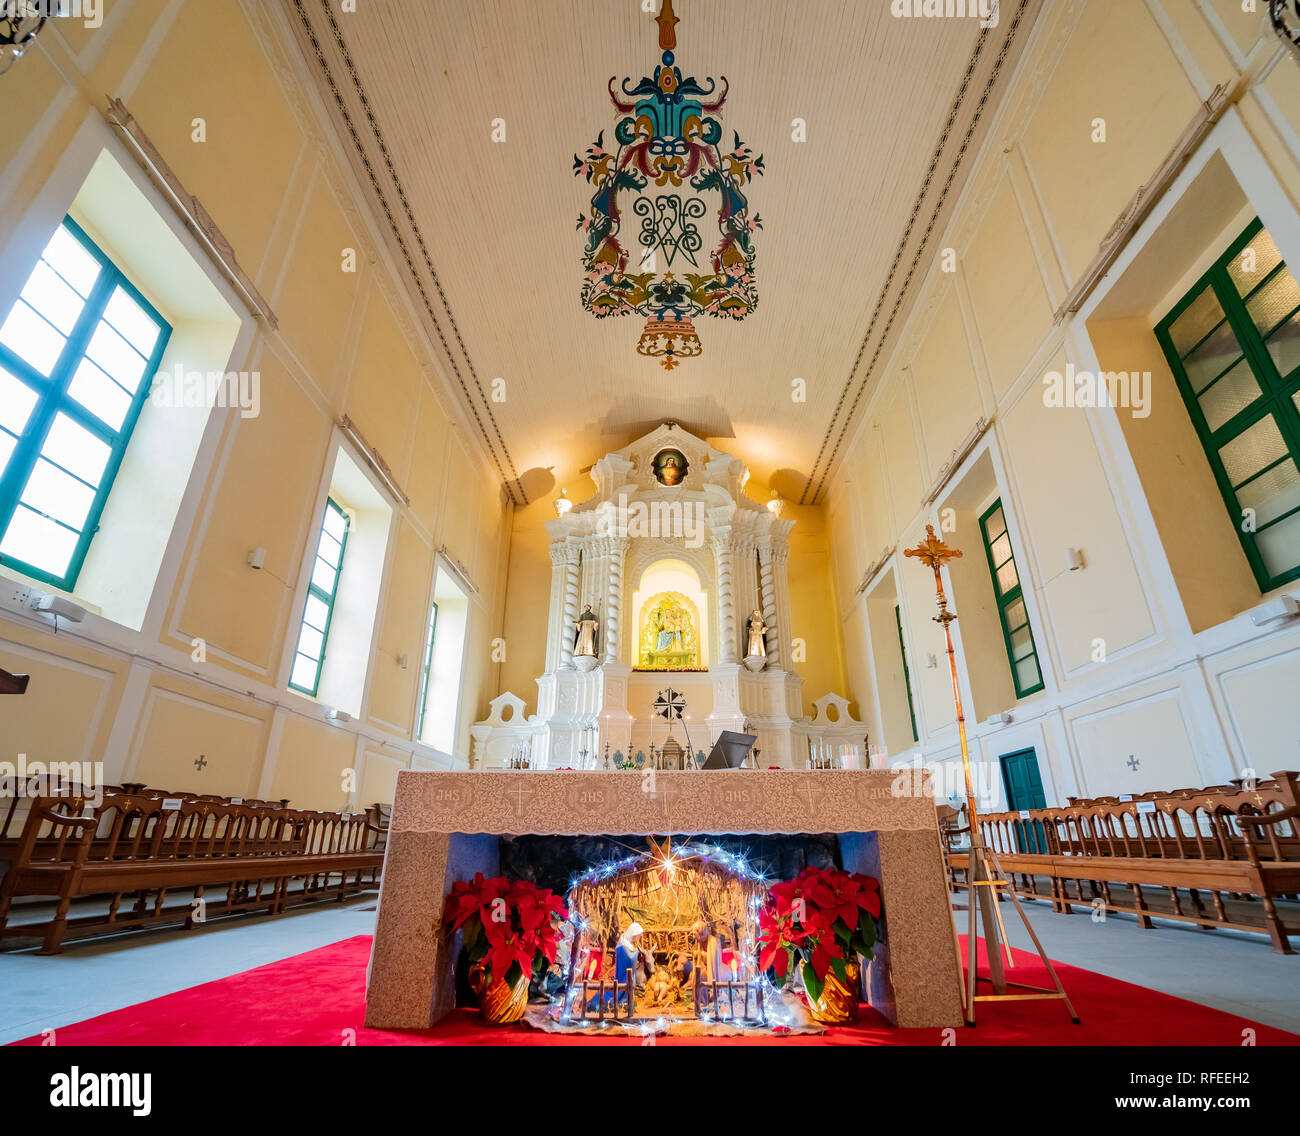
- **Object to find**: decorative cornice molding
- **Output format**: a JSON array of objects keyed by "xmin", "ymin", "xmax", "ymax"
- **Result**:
[
  {"xmin": 801, "ymin": 0, "xmax": 1037, "ymax": 507},
  {"xmin": 286, "ymin": 0, "xmax": 523, "ymax": 505},
  {"xmin": 103, "ymin": 96, "xmax": 279, "ymax": 331}
]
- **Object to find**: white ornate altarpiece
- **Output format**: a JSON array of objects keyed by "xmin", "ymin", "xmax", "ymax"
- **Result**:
[{"xmin": 471, "ymin": 424, "xmax": 869, "ymax": 770}]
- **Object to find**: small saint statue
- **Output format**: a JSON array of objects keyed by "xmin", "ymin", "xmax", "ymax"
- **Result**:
[
  {"xmin": 574, "ymin": 604, "xmax": 599, "ymax": 657},
  {"xmin": 745, "ymin": 608, "xmax": 767, "ymax": 659}
]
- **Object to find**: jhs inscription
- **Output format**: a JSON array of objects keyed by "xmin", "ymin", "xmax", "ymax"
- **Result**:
[{"xmin": 567, "ymin": 785, "xmax": 611, "ymax": 813}]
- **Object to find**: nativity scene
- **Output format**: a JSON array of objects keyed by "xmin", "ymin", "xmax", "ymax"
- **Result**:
[{"xmin": 439, "ymin": 836, "xmax": 884, "ymax": 1038}]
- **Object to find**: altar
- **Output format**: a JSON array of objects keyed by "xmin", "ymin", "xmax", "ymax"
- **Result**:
[
  {"xmin": 364, "ymin": 768, "xmax": 963, "ymax": 1031},
  {"xmin": 469, "ymin": 422, "xmax": 875, "ymax": 771}
]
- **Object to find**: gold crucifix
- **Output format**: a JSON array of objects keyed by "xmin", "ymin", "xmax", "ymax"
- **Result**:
[{"xmin": 904, "ymin": 523, "xmax": 1078, "ymax": 1027}]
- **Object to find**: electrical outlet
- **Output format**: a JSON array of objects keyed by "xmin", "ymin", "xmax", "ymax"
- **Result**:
[{"xmin": 1, "ymin": 582, "xmax": 34, "ymax": 609}]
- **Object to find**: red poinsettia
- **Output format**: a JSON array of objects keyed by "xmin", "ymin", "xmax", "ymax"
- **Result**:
[
  {"xmin": 756, "ymin": 866, "xmax": 881, "ymax": 1005},
  {"xmin": 442, "ymin": 874, "xmax": 568, "ymax": 990}
]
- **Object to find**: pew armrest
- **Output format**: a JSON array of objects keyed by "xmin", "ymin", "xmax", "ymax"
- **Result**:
[
  {"xmin": 1238, "ymin": 805, "xmax": 1300, "ymax": 828},
  {"xmin": 33, "ymin": 807, "xmax": 97, "ymax": 828}
]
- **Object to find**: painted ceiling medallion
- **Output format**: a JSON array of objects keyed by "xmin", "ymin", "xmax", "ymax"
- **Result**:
[{"xmin": 574, "ymin": 0, "xmax": 764, "ymax": 370}]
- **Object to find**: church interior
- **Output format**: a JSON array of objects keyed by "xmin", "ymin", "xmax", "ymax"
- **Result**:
[{"xmin": 2, "ymin": 0, "xmax": 1300, "ymax": 1073}]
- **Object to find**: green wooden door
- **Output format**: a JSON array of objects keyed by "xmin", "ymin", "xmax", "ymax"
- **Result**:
[{"xmin": 1000, "ymin": 747, "xmax": 1047, "ymax": 853}]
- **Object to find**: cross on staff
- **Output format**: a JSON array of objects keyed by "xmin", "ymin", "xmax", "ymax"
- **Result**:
[{"xmin": 904, "ymin": 523, "xmax": 1078, "ymax": 1028}]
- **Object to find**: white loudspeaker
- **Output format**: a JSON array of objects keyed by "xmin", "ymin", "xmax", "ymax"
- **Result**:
[
  {"xmin": 1249, "ymin": 594, "xmax": 1299, "ymax": 627},
  {"xmin": 35, "ymin": 594, "xmax": 87, "ymax": 623}
]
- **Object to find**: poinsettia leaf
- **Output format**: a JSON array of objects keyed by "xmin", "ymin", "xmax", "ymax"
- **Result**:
[
  {"xmin": 830, "ymin": 955, "xmax": 848, "ymax": 985},
  {"xmin": 462, "ymin": 921, "xmax": 481, "ymax": 950},
  {"xmin": 804, "ymin": 967, "xmax": 824, "ymax": 1004},
  {"xmin": 505, "ymin": 960, "xmax": 524, "ymax": 989}
]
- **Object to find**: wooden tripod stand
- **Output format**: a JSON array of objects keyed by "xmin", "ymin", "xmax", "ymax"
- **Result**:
[{"xmin": 905, "ymin": 525, "xmax": 1079, "ymax": 1028}]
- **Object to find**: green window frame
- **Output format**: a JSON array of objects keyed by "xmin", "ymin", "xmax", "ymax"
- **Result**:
[
  {"xmin": 289, "ymin": 497, "xmax": 350, "ymax": 697},
  {"xmin": 0, "ymin": 216, "xmax": 172, "ymax": 591},
  {"xmin": 1154, "ymin": 218, "xmax": 1300, "ymax": 591},
  {"xmin": 979, "ymin": 499, "xmax": 1045, "ymax": 698},
  {"xmin": 415, "ymin": 600, "xmax": 439, "ymax": 738},
  {"xmin": 894, "ymin": 603, "xmax": 918, "ymax": 744}
]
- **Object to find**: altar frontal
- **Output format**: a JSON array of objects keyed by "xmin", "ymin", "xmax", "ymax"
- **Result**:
[{"xmin": 364, "ymin": 769, "xmax": 962, "ymax": 1034}]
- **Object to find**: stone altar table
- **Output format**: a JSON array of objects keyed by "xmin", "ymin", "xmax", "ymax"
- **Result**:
[{"xmin": 364, "ymin": 769, "xmax": 963, "ymax": 1029}]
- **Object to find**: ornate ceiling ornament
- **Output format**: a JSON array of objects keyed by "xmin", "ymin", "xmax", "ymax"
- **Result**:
[
  {"xmin": 574, "ymin": 0, "xmax": 764, "ymax": 370},
  {"xmin": 0, "ymin": 1, "xmax": 46, "ymax": 76},
  {"xmin": 1271, "ymin": 0, "xmax": 1300, "ymax": 59}
]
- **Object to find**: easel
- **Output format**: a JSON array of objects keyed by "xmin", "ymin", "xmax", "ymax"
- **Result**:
[{"xmin": 905, "ymin": 525, "xmax": 1079, "ymax": 1028}]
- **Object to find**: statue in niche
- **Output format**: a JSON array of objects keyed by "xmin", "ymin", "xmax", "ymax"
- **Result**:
[
  {"xmin": 638, "ymin": 594, "xmax": 698, "ymax": 669},
  {"xmin": 574, "ymin": 605, "xmax": 599, "ymax": 657},
  {"xmin": 656, "ymin": 606, "xmax": 688, "ymax": 652},
  {"xmin": 745, "ymin": 609, "xmax": 767, "ymax": 658}
]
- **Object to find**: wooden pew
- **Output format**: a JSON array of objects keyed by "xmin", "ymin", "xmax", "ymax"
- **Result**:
[
  {"xmin": 0, "ymin": 789, "xmax": 384, "ymax": 953},
  {"xmin": 974, "ymin": 771, "xmax": 1300, "ymax": 953}
]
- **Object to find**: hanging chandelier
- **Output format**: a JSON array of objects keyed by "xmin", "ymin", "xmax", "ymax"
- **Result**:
[{"xmin": 574, "ymin": 0, "xmax": 764, "ymax": 370}]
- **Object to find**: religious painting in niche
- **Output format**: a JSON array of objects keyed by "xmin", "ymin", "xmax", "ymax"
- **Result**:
[
  {"xmin": 638, "ymin": 593, "xmax": 702, "ymax": 670},
  {"xmin": 652, "ymin": 448, "xmax": 688, "ymax": 486}
]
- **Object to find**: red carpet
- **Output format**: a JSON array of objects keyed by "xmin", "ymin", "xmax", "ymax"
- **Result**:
[{"xmin": 10, "ymin": 934, "xmax": 1298, "ymax": 1046}]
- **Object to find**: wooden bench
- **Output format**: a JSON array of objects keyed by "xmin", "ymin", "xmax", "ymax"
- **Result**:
[
  {"xmin": 971, "ymin": 771, "xmax": 1300, "ymax": 953},
  {"xmin": 0, "ymin": 788, "xmax": 384, "ymax": 953}
]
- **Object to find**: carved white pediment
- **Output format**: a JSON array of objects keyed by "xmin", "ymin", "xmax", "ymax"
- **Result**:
[
  {"xmin": 478, "ymin": 692, "xmax": 536, "ymax": 728},
  {"xmin": 808, "ymin": 692, "xmax": 862, "ymax": 729}
]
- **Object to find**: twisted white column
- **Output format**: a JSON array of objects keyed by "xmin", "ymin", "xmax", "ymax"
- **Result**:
[
  {"xmin": 545, "ymin": 543, "xmax": 569, "ymax": 672},
  {"xmin": 604, "ymin": 537, "xmax": 627, "ymax": 663},
  {"xmin": 714, "ymin": 532, "xmax": 738, "ymax": 663},
  {"xmin": 560, "ymin": 544, "xmax": 581, "ymax": 669},
  {"xmin": 758, "ymin": 541, "xmax": 781, "ymax": 669}
]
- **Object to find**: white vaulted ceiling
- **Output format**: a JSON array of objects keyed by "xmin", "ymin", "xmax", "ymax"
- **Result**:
[{"xmin": 284, "ymin": 0, "xmax": 1039, "ymax": 505}]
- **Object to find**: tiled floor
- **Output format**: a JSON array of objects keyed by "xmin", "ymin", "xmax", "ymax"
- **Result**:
[
  {"xmin": 957, "ymin": 893, "xmax": 1300, "ymax": 1034},
  {"xmin": 1, "ymin": 891, "xmax": 1296, "ymax": 1044},
  {"xmin": 0, "ymin": 895, "xmax": 378, "ymax": 1045}
]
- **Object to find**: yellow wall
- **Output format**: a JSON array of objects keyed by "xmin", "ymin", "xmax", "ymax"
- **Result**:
[
  {"xmin": 825, "ymin": 4, "xmax": 1300, "ymax": 789},
  {"xmin": 0, "ymin": 3, "xmax": 509, "ymax": 805}
]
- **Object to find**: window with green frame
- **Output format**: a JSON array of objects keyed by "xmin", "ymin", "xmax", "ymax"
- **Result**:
[
  {"xmin": 979, "ymin": 500, "xmax": 1045, "ymax": 698},
  {"xmin": 289, "ymin": 498, "xmax": 350, "ymax": 697},
  {"xmin": 0, "ymin": 217, "xmax": 172, "ymax": 590},
  {"xmin": 1154, "ymin": 219, "xmax": 1300, "ymax": 591},
  {"xmin": 415, "ymin": 600, "xmax": 439, "ymax": 738},
  {"xmin": 894, "ymin": 603, "xmax": 918, "ymax": 744}
]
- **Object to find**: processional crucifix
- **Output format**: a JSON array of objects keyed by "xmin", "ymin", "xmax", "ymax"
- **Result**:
[{"xmin": 904, "ymin": 525, "xmax": 1078, "ymax": 1027}]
